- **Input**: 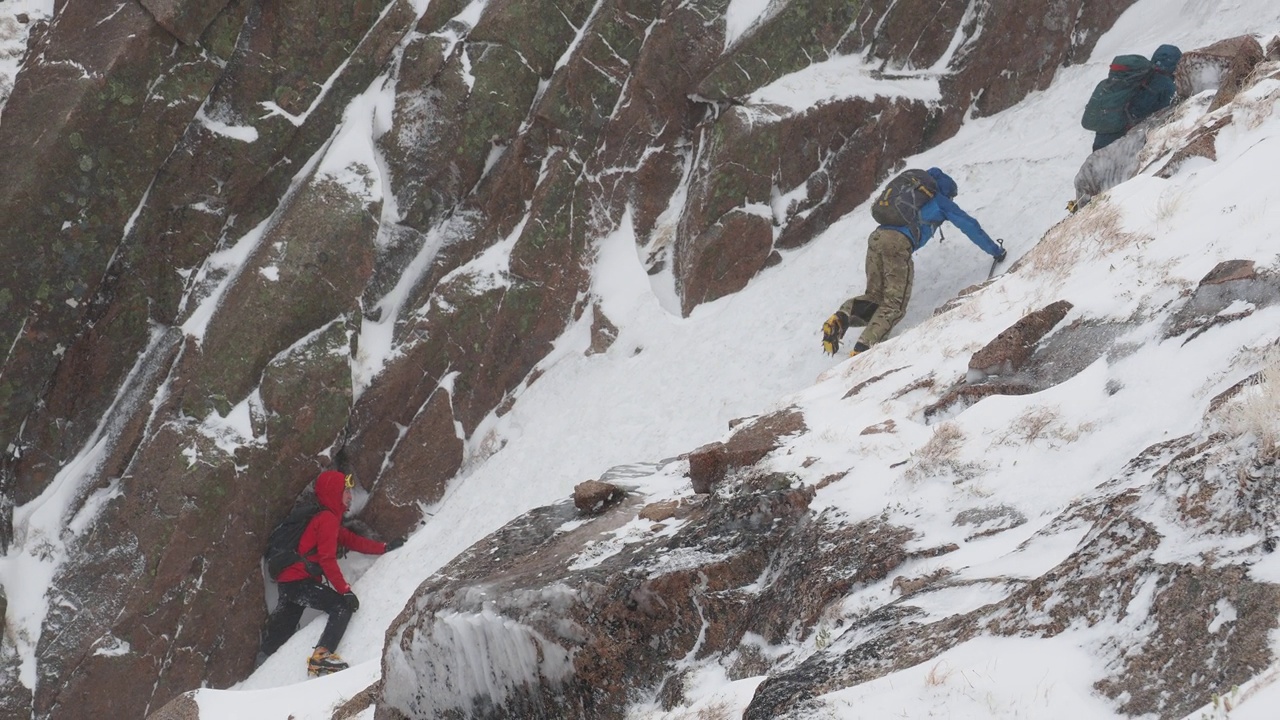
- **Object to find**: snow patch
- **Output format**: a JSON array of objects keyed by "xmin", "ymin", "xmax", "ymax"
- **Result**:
[{"xmin": 196, "ymin": 104, "xmax": 259, "ymax": 143}]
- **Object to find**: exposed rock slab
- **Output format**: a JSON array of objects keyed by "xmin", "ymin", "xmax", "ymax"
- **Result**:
[
  {"xmin": 968, "ymin": 300, "xmax": 1074, "ymax": 380},
  {"xmin": 1164, "ymin": 260, "xmax": 1280, "ymax": 341},
  {"xmin": 688, "ymin": 408, "xmax": 806, "ymax": 493},
  {"xmin": 379, "ymin": 468, "xmax": 917, "ymax": 719}
]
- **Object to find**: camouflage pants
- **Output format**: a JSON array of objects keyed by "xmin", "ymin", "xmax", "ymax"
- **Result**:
[{"xmin": 840, "ymin": 228, "xmax": 914, "ymax": 348}]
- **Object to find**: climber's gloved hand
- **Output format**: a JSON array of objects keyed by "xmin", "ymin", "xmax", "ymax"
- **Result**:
[
  {"xmin": 343, "ymin": 592, "xmax": 360, "ymax": 612},
  {"xmin": 993, "ymin": 241, "xmax": 1007, "ymax": 264},
  {"xmin": 821, "ymin": 312, "xmax": 849, "ymax": 355},
  {"xmin": 384, "ymin": 538, "xmax": 405, "ymax": 552}
]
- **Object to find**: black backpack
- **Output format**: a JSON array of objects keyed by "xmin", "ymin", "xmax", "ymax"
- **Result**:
[
  {"xmin": 1080, "ymin": 54, "xmax": 1153, "ymax": 134},
  {"xmin": 871, "ymin": 169, "xmax": 938, "ymax": 240},
  {"xmin": 263, "ymin": 496, "xmax": 323, "ymax": 580}
]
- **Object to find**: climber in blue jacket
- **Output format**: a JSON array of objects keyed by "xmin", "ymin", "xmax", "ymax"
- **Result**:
[{"xmin": 822, "ymin": 167, "xmax": 1004, "ymax": 357}]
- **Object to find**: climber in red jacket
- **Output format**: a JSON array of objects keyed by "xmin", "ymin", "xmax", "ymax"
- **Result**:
[{"xmin": 259, "ymin": 470, "xmax": 405, "ymax": 676}]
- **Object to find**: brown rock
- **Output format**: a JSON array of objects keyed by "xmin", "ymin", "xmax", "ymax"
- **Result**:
[
  {"xmin": 639, "ymin": 499, "xmax": 687, "ymax": 523},
  {"xmin": 688, "ymin": 441, "xmax": 728, "ymax": 494},
  {"xmin": 586, "ymin": 303, "xmax": 619, "ymax": 356},
  {"xmin": 688, "ymin": 409, "xmax": 806, "ymax": 493},
  {"xmin": 381, "ymin": 476, "xmax": 909, "ymax": 719},
  {"xmin": 1161, "ymin": 260, "xmax": 1280, "ymax": 341},
  {"xmin": 1175, "ymin": 35, "xmax": 1266, "ymax": 110},
  {"xmin": 146, "ymin": 692, "xmax": 200, "ymax": 720},
  {"xmin": 968, "ymin": 300, "xmax": 1074, "ymax": 379},
  {"xmin": 1200, "ymin": 259, "xmax": 1257, "ymax": 285},
  {"xmin": 1156, "ymin": 115, "xmax": 1232, "ymax": 178},
  {"xmin": 0, "ymin": 0, "xmax": 224, "ymax": 499},
  {"xmin": 924, "ymin": 382, "xmax": 1036, "ymax": 423},
  {"xmin": 891, "ymin": 569, "xmax": 952, "ymax": 596},
  {"xmin": 574, "ymin": 480, "xmax": 626, "ymax": 515},
  {"xmin": 360, "ymin": 388, "xmax": 464, "ymax": 537},
  {"xmin": 1, "ymin": 0, "xmax": 410, "ymax": 514},
  {"xmin": 676, "ymin": 209, "xmax": 775, "ymax": 316},
  {"xmin": 861, "ymin": 419, "xmax": 897, "ymax": 435}
]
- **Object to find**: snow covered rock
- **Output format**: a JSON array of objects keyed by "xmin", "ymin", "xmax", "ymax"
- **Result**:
[
  {"xmin": 688, "ymin": 408, "xmax": 805, "ymax": 493},
  {"xmin": 968, "ymin": 299, "xmax": 1074, "ymax": 380},
  {"xmin": 1175, "ymin": 35, "xmax": 1267, "ymax": 110},
  {"xmin": 378, "ymin": 467, "xmax": 922, "ymax": 719}
]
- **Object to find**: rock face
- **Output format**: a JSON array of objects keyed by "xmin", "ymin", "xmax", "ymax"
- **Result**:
[
  {"xmin": 0, "ymin": 0, "xmax": 1139, "ymax": 717},
  {"xmin": 379, "ymin": 467, "xmax": 921, "ymax": 719},
  {"xmin": 740, "ymin": 430, "xmax": 1280, "ymax": 720}
]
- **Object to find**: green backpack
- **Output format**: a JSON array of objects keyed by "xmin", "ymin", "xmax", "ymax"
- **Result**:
[
  {"xmin": 871, "ymin": 169, "xmax": 938, "ymax": 243},
  {"xmin": 1081, "ymin": 54, "xmax": 1153, "ymax": 134}
]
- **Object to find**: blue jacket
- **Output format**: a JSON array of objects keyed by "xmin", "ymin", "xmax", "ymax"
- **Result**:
[
  {"xmin": 1127, "ymin": 44, "xmax": 1181, "ymax": 126},
  {"xmin": 881, "ymin": 168, "xmax": 1002, "ymax": 257}
]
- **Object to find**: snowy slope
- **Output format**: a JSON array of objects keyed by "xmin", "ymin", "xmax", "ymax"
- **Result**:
[
  {"xmin": 0, "ymin": 1, "xmax": 51, "ymax": 111},
  {"xmin": 5, "ymin": 0, "xmax": 1279, "ymax": 717}
]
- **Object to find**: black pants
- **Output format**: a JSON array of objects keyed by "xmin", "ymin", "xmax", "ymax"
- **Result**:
[{"xmin": 260, "ymin": 579, "xmax": 352, "ymax": 657}]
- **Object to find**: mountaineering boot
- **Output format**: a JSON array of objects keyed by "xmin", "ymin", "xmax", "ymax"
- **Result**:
[
  {"xmin": 821, "ymin": 312, "xmax": 849, "ymax": 355},
  {"xmin": 307, "ymin": 647, "xmax": 349, "ymax": 677},
  {"xmin": 848, "ymin": 341, "xmax": 870, "ymax": 358}
]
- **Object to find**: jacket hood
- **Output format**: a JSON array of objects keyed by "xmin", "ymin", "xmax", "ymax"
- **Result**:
[
  {"xmin": 314, "ymin": 470, "xmax": 347, "ymax": 514},
  {"xmin": 927, "ymin": 167, "xmax": 958, "ymax": 198},
  {"xmin": 1152, "ymin": 44, "xmax": 1181, "ymax": 73}
]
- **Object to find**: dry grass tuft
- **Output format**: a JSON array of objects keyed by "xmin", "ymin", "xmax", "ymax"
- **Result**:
[
  {"xmin": 1020, "ymin": 203, "xmax": 1151, "ymax": 281},
  {"xmin": 999, "ymin": 406, "xmax": 1095, "ymax": 446},
  {"xmin": 925, "ymin": 660, "xmax": 955, "ymax": 687},
  {"xmin": 673, "ymin": 701, "xmax": 734, "ymax": 720},
  {"xmin": 1008, "ymin": 406, "xmax": 1061, "ymax": 444},
  {"xmin": 1235, "ymin": 83, "xmax": 1280, "ymax": 129},
  {"xmin": 918, "ymin": 422, "xmax": 965, "ymax": 461},
  {"xmin": 906, "ymin": 422, "xmax": 984, "ymax": 482},
  {"xmin": 1223, "ymin": 347, "xmax": 1280, "ymax": 460},
  {"xmin": 1153, "ymin": 187, "xmax": 1185, "ymax": 226}
]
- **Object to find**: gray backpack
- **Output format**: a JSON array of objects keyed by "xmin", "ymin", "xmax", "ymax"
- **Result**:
[{"xmin": 871, "ymin": 169, "xmax": 938, "ymax": 231}]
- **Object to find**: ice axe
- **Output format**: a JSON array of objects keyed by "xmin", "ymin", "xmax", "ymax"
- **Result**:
[{"xmin": 987, "ymin": 239, "xmax": 1006, "ymax": 279}]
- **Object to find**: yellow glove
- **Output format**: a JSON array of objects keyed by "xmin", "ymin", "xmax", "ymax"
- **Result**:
[{"xmin": 821, "ymin": 312, "xmax": 848, "ymax": 355}]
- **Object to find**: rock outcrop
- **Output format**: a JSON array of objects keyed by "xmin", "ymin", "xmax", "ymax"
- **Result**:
[{"xmin": 379, "ymin": 466, "xmax": 920, "ymax": 719}]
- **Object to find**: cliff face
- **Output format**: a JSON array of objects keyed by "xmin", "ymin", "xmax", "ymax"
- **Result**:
[{"xmin": 0, "ymin": 1, "xmax": 1138, "ymax": 717}]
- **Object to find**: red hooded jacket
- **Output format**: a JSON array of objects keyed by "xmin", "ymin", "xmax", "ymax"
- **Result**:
[{"xmin": 275, "ymin": 470, "xmax": 386, "ymax": 593}]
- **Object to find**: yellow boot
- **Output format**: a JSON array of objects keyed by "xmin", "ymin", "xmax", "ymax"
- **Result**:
[{"xmin": 307, "ymin": 647, "xmax": 348, "ymax": 677}]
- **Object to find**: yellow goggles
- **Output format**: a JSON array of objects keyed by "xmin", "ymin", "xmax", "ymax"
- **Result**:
[{"xmin": 344, "ymin": 473, "xmax": 355, "ymax": 489}]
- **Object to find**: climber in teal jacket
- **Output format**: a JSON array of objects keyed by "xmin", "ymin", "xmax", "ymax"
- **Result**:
[{"xmin": 1092, "ymin": 43, "xmax": 1182, "ymax": 151}]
